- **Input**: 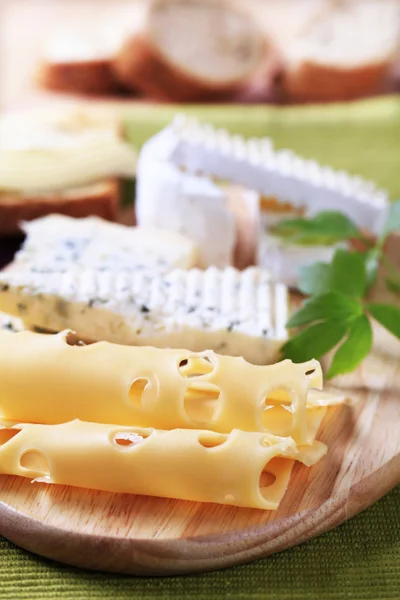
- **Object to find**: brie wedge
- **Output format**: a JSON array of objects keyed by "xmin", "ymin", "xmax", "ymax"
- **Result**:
[
  {"xmin": 136, "ymin": 129, "xmax": 236, "ymax": 267},
  {"xmin": 165, "ymin": 116, "xmax": 389, "ymax": 236}
]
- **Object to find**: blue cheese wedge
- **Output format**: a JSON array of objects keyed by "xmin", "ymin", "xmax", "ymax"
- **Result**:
[
  {"xmin": 0, "ymin": 267, "xmax": 288, "ymax": 365},
  {"xmin": 15, "ymin": 215, "xmax": 199, "ymax": 273}
]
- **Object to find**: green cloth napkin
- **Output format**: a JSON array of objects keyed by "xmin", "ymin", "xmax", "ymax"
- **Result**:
[
  {"xmin": 0, "ymin": 486, "xmax": 399, "ymax": 599},
  {"xmin": 123, "ymin": 95, "xmax": 400, "ymax": 200}
]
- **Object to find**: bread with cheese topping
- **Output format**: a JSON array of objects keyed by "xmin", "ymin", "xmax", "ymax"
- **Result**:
[
  {"xmin": 113, "ymin": 0, "xmax": 270, "ymax": 102},
  {"xmin": 0, "ymin": 108, "xmax": 137, "ymax": 233}
]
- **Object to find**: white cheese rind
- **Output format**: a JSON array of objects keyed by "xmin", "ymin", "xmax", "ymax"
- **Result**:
[
  {"xmin": 258, "ymin": 232, "xmax": 341, "ymax": 288},
  {"xmin": 0, "ymin": 267, "xmax": 288, "ymax": 365},
  {"xmin": 136, "ymin": 131, "xmax": 236, "ymax": 267},
  {"xmin": 164, "ymin": 116, "xmax": 389, "ymax": 236},
  {"xmin": 15, "ymin": 215, "xmax": 199, "ymax": 274}
]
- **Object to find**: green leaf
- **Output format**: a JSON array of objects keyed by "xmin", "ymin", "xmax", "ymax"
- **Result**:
[
  {"xmin": 298, "ymin": 262, "xmax": 332, "ymax": 295},
  {"xmin": 271, "ymin": 211, "xmax": 359, "ymax": 246},
  {"xmin": 330, "ymin": 249, "xmax": 367, "ymax": 298},
  {"xmin": 385, "ymin": 277, "xmax": 400, "ymax": 294},
  {"xmin": 281, "ymin": 320, "xmax": 349, "ymax": 362},
  {"xmin": 381, "ymin": 200, "xmax": 400, "ymax": 238},
  {"xmin": 327, "ymin": 314, "xmax": 373, "ymax": 379},
  {"xmin": 366, "ymin": 302, "xmax": 400, "ymax": 339},
  {"xmin": 287, "ymin": 293, "xmax": 362, "ymax": 328}
]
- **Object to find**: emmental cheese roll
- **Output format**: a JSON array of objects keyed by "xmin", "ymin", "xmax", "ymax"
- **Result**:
[
  {"xmin": 0, "ymin": 421, "xmax": 301, "ymax": 510},
  {"xmin": 0, "ymin": 329, "xmax": 330, "ymax": 444}
]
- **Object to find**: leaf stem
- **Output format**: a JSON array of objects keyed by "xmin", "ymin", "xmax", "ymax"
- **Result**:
[{"xmin": 381, "ymin": 253, "xmax": 400, "ymax": 285}]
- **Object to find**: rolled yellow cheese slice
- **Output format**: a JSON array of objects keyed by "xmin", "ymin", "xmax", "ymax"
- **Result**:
[
  {"xmin": 0, "ymin": 420, "xmax": 300, "ymax": 510},
  {"xmin": 0, "ymin": 329, "xmax": 325, "ymax": 443}
]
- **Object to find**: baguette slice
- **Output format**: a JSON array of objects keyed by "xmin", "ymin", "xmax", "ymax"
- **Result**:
[
  {"xmin": 0, "ymin": 180, "xmax": 119, "ymax": 235},
  {"xmin": 113, "ymin": 0, "xmax": 269, "ymax": 102},
  {"xmin": 281, "ymin": 0, "xmax": 400, "ymax": 102},
  {"xmin": 0, "ymin": 267, "xmax": 288, "ymax": 365},
  {"xmin": 37, "ymin": 32, "xmax": 125, "ymax": 95}
]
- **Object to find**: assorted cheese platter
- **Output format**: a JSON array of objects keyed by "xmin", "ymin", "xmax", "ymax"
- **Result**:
[{"xmin": 0, "ymin": 111, "xmax": 399, "ymax": 576}]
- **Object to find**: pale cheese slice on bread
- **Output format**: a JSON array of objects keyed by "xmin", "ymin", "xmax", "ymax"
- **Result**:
[
  {"xmin": 0, "ymin": 108, "xmax": 137, "ymax": 192},
  {"xmin": 14, "ymin": 215, "xmax": 200, "ymax": 274},
  {"xmin": 0, "ymin": 267, "xmax": 288, "ymax": 365},
  {"xmin": 113, "ymin": 0, "xmax": 270, "ymax": 102}
]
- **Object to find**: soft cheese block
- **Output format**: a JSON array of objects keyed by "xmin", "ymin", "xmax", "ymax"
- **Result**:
[
  {"xmin": 0, "ymin": 420, "xmax": 297, "ymax": 510},
  {"xmin": 15, "ymin": 215, "xmax": 199, "ymax": 273},
  {"xmin": 0, "ymin": 329, "xmax": 329, "ymax": 444},
  {"xmin": 136, "ymin": 129, "xmax": 236, "ymax": 267},
  {"xmin": 258, "ymin": 231, "xmax": 340, "ymax": 288},
  {"xmin": 0, "ymin": 266, "xmax": 288, "ymax": 365},
  {"xmin": 165, "ymin": 116, "xmax": 389, "ymax": 236}
]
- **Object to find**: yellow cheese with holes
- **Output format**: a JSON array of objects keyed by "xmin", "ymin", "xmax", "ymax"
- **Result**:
[
  {"xmin": 0, "ymin": 329, "xmax": 333, "ymax": 444},
  {"xmin": 0, "ymin": 420, "xmax": 298, "ymax": 510}
]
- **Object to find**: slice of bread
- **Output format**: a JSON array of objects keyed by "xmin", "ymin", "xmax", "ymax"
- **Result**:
[
  {"xmin": 0, "ymin": 179, "xmax": 119, "ymax": 235},
  {"xmin": 37, "ymin": 33, "xmax": 125, "ymax": 95},
  {"xmin": 281, "ymin": 0, "xmax": 400, "ymax": 102},
  {"xmin": 113, "ymin": 0, "xmax": 269, "ymax": 102}
]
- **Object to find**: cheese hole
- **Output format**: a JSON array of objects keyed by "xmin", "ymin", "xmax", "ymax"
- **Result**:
[
  {"xmin": 129, "ymin": 378, "xmax": 149, "ymax": 408},
  {"xmin": 259, "ymin": 467, "xmax": 277, "ymax": 500},
  {"xmin": 198, "ymin": 432, "xmax": 228, "ymax": 448},
  {"xmin": 20, "ymin": 450, "xmax": 50, "ymax": 475},
  {"xmin": 113, "ymin": 431, "xmax": 150, "ymax": 447},
  {"xmin": 184, "ymin": 383, "xmax": 220, "ymax": 424},
  {"xmin": 0, "ymin": 429, "xmax": 21, "ymax": 446},
  {"xmin": 224, "ymin": 494, "xmax": 236, "ymax": 504},
  {"xmin": 264, "ymin": 389, "xmax": 292, "ymax": 407},
  {"xmin": 178, "ymin": 355, "xmax": 215, "ymax": 378}
]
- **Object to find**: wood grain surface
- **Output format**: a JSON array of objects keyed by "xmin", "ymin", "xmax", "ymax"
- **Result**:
[{"xmin": 0, "ymin": 385, "xmax": 398, "ymax": 575}]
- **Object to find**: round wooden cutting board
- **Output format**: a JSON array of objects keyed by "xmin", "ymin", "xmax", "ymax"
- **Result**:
[{"xmin": 0, "ymin": 384, "xmax": 399, "ymax": 575}]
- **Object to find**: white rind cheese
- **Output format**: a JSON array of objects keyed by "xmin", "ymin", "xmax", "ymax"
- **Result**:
[
  {"xmin": 136, "ymin": 130, "xmax": 236, "ymax": 267},
  {"xmin": 258, "ymin": 232, "xmax": 341, "ymax": 288},
  {"xmin": 15, "ymin": 215, "xmax": 200, "ymax": 273},
  {"xmin": 0, "ymin": 267, "xmax": 288, "ymax": 365},
  {"xmin": 165, "ymin": 116, "xmax": 389, "ymax": 236}
]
